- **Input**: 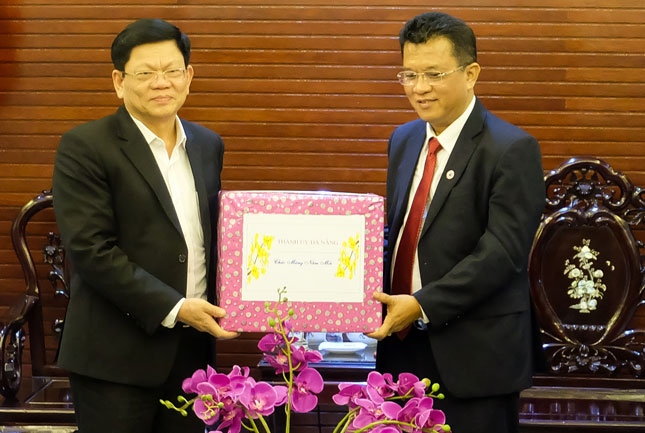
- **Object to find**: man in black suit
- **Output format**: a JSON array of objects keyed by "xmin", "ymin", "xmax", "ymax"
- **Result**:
[
  {"xmin": 368, "ymin": 12, "xmax": 545, "ymax": 433},
  {"xmin": 52, "ymin": 19, "xmax": 238, "ymax": 433}
]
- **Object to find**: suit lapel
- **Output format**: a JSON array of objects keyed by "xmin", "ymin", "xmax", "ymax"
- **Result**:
[
  {"xmin": 184, "ymin": 123, "xmax": 212, "ymax": 273},
  {"xmin": 390, "ymin": 120, "xmax": 426, "ymax": 243},
  {"xmin": 420, "ymin": 99, "xmax": 486, "ymax": 237},
  {"xmin": 115, "ymin": 106, "xmax": 183, "ymax": 235}
]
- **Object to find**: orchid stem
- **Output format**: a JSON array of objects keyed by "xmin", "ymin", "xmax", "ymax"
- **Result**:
[
  {"xmin": 257, "ymin": 414, "xmax": 272, "ymax": 433},
  {"xmin": 332, "ymin": 407, "xmax": 357, "ymax": 433}
]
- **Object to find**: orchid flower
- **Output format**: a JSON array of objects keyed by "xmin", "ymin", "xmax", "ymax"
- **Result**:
[
  {"xmin": 240, "ymin": 381, "xmax": 279, "ymax": 418},
  {"xmin": 395, "ymin": 372, "xmax": 426, "ymax": 398},
  {"xmin": 291, "ymin": 367, "xmax": 324, "ymax": 412},
  {"xmin": 163, "ymin": 287, "xmax": 451, "ymax": 433},
  {"xmin": 332, "ymin": 382, "xmax": 366, "ymax": 408},
  {"xmin": 365, "ymin": 371, "xmax": 396, "ymax": 400},
  {"xmin": 193, "ymin": 382, "xmax": 222, "ymax": 425},
  {"xmin": 352, "ymin": 397, "xmax": 400, "ymax": 429}
]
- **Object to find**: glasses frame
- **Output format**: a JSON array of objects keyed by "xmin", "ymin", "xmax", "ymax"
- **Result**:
[
  {"xmin": 121, "ymin": 68, "xmax": 187, "ymax": 83},
  {"xmin": 396, "ymin": 65, "xmax": 467, "ymax": 86}
]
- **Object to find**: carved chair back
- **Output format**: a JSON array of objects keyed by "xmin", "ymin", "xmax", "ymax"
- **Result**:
[
  {"xmin": 529, "ymin": 157, "xmax": 645, "ymax": 378},
  {"xmin": 1, "ymin": 190, "xmax": 68, "ymax": 398}
]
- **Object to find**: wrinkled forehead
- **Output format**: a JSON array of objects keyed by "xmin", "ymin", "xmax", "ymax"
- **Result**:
[{"xmin": 125, "ymin": 40, "xmax": 184, "ymax": 70}]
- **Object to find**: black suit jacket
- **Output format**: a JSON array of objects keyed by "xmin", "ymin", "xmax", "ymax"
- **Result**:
[
  {"xmin": 52, "ymin": 106, "xmax": 224, "ymax": 387},
  {"xmin": 378, "ymin": 98, "xmax": 545, "ymax": 398}
]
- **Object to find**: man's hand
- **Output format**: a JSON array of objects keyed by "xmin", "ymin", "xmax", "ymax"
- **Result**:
[
  {"xmin": 177, "ymin": 298, "xmax": 239, "ymax": 340},
  {"xmin": 366, "ymin": 292, "xmax": 423, "ymax": 340}
]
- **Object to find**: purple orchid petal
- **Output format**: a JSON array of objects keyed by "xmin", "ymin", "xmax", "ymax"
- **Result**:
[
  {"xmin": 265, "ymin": 352, "xmax": 290, "ymax": 374},
  {"xmin": 367, "ymin": 371, "xmax": 396, "ymax": 399},
  {"xmin": 291, "ymin": 390, "xmax": 318, "ymax": 412},
  {"xmin": 258, "ymin": 333, "xmax": 284, "ymax": 352},
  {"xmin": 397, "ymin": 372, "xmax": 422, "ymax": 397},
  {"xmin": 193, "ymin": 397, "xmax": 220, "ymax": 425},
  {"xmin": 208, "ymin": 373, "xmax": 230, "ymax": 390},
  {"xmin": 227, "ymin": 365, "xmax": 250, "ymax": 379},
  {"xmin": 415, "ymin": 398, "xmax": 445, "ymax": 430},
  {"xmin": 365, "ymin": 385, "xmax": 386, "ymax": 403},
  {"xmin": 196, "ymin": 382, "xmax": 218, "ymax": 397},
  {"xmin": 428, "ymin": 409, "xmax": 446, "ymax": 428},
  {"xmin": 240, "ymin": 382, "xmax": 278, "ymax": 417},
  {"xmin": 304, "ymin": 349, "xmax": 323, "ymax": 364},
  {"xmin": 217, "ymin": 405, "xmax": 244, "ymax": 433},
  {"xmin": 206, "ymin": 365, "xmax": 217, "ymax": 378},
  {"xmin": 353, "ymin": 411, "xmax": 376, "ymax": 429},
  {"xmin": 290, "ymin": 346, "xmax": 308, "ymax": 370},
  {"xmin": 372, "ymin": 427, "xmax": 401, "ymax": 433},
  {"xmin": 295, "ymin": 368, "xmax": 324, "ymax": 393},
  {"xmin": 396, "ymin": 397, "xmax": 422, "ymax": 424},
  {"xmin": 274, "ymin": 385, "xmax": 289, "ymax": 406},
  {"xmin": 381, "ymin": 401, "xmax": 403, "ymax": 419},
  {"xmin": 332, "ymin": 383, "xmax": 365, "ymax": 407},
  {"xmin": 283, "ymin": 320, "xmax": 293, "ymax": 334},
  {"xmin": 290, "ymin": 368, "xmax": 324, "ymax": 412},
  {"xmin": 182, "ymin": 368, "xmax": 207, "ymax": 394}
]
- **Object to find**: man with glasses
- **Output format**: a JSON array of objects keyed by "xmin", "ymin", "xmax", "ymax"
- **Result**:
[
  {"xmin": 52, "ymin": 19, "xmax": 238, "ymax": 433},
  {"xmin": 368, "ymin": 12, "xmax": 545, "ymax": 433}
]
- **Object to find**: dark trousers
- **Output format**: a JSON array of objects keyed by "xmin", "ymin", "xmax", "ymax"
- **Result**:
[
  {"xmin": 376, "ymin": 326, "xmax": 520, "ymax": 433},
  {"xmin": 69, "ymin": 326, "xmax": 210, "ymax": 433}
]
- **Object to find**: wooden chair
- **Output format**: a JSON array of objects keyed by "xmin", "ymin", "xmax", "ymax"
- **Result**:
[
  {"xmin": 0, "ymin": 190, "xmax": 74, "ymax": 427},
  {"xmin": 520, "ymin": 157, "xmax": 645, "ymax": 431}
]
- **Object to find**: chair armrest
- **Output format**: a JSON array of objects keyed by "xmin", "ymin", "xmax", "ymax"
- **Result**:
[{"xmin": 0, "ymin": 294, "xmax": 39, "ymax": 399}]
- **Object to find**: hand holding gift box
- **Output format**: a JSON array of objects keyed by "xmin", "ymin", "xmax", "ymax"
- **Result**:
[{"xmin": 216, "ymin": 191, "xmax": 384, "ymax": 333}]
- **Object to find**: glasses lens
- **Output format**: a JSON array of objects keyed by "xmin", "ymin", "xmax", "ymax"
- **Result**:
[
  {"xmin": 134, "ymin": 72, "xmax": 154, "ymax": 82},
  {"xmin": 397, "ymin": 71, "xmax": 417, "ymax": 85},
  {"xmin": 165, "ymin": 69, "xmax": 185, "ymax": 80}
]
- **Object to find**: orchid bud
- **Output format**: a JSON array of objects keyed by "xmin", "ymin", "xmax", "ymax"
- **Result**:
[
  {"xmin": 437, "ymin": 393, "xmax": 445, "ymax": 399},
  {"xmin": 422, "ymin": 378, "xmax": 431, "ymax": 388},
  {"xmin": 431, "ymin": 383, "xmax": 441, "ymax": 392},
  {"xmin": 288, "ymin": 309, "xmax": 295, "ymax": 316},
  {"xmin": 268, "ymin": 317, "xmax": 276, "ymax": 327},
  {"xmin": 442, "ymin": 424, "xmax": 451, "ymax": 431},
  {"xmin": 264, "ymin": 301, "xmax": 271, "ymax": 310}
]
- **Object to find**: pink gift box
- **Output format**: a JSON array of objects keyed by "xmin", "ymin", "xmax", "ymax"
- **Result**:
[{"xmin": 216, "ymin": 190, "xmax": 384, "ymax": 333}]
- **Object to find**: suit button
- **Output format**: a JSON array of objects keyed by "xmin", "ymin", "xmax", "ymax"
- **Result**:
[{"xmin": 178, "ymin": 254, "xmax": 187, "ymax": 263}]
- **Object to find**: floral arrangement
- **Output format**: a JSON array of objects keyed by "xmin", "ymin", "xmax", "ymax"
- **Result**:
[
  {"xmin": 161, "ymin": 288, "xmax": 451, "ymax": 433},
  {"xmin": 564, "ymin": 238, "xmax": 613, "ymax": 313}
]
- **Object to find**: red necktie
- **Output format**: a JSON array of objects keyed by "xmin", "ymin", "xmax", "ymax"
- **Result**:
[{"xmin": 391, "ymin": 137, "xmax": 441, "ymax": 339}]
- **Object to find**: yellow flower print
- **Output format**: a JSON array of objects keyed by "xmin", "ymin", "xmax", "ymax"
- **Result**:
[
  {"xmin": 247, "ymin": 233, "xmax": 274, "ymax": 283},
  {"xmin": 335, "ymin": 233, "xmax": 360, "ymax": 280}
]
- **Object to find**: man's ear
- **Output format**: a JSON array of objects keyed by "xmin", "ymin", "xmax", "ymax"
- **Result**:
[
  {"xmin": 465, "ymin": 62, "xmax": 481, "ymax": 91},
  {"xmin": 185, "ymin": 64, "xmax": 195, "ymax": 95},
  {"xmin": 112, "ymin": 69, "xmax": 125, "ymax": 99}
]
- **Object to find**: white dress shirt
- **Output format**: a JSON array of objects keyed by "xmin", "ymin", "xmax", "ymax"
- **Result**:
[
  {"xmin": 130, "ymin": 115, "xmax": 207, "ymax": 327},
  {"xmin": 391, "ymin": 97, "xmax": 476, "ymax": 320}
]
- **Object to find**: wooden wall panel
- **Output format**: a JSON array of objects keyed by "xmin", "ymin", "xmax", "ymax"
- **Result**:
[{"xmin": 0, "ymin": 0, "xmax": 643, "ymax": 378}]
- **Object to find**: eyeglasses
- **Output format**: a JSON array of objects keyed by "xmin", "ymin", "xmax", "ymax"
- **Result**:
[
  {"xmin": 396, "ymin": 65, "xmax": 466, "ymax": 86},
  {"xmin": 122, "ymin": 68, "xmax": 186, "ymax": 83}
]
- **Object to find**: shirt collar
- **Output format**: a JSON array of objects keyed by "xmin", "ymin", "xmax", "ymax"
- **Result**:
[
  {"xmin": 129, "ymin": 113, "xmax": 187, "ymax": 150},
  {"xmin": 425, "ymin": 96, "xmax": 477, "ymax": 153}
]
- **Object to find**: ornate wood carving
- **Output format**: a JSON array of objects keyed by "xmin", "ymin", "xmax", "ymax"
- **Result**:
[
  {"xmin": 0, "ymin": 190, "xmax": 69, "ymax": 399},
  {"xmin": 530, "ymin": 158, "xmax": 645, "ymax": 378}
]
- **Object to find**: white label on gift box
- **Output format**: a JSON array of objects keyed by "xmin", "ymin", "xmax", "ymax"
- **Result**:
[{"xmin": 241, "ymin": 213, "xmax": 365, "ymax": 303}]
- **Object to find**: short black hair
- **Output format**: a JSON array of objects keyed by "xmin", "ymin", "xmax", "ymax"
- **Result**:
[
  {"xmin": 111, "ymin": 18, "xmax": 191, "ymax": 71},
  {"xmin": 399, "ymin": 12, "xmax": 477, "ymax": 66}
]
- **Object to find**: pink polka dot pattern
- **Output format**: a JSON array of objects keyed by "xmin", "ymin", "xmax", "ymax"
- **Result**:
[{"xmin": 216, "ymin": 190, "xmax": 384, "ymax": 333}]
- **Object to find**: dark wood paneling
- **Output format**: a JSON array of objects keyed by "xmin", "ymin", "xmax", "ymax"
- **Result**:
[{"xmin": 0, "ymin": 0, "xmax": 643, "ymax": 380}]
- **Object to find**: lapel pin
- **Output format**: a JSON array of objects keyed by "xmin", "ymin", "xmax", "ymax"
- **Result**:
[{"xmin": 446, "ymin": 170, "xmax": 455, "ymax": 180}]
